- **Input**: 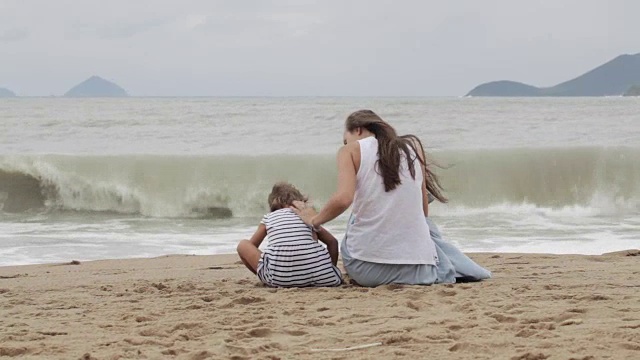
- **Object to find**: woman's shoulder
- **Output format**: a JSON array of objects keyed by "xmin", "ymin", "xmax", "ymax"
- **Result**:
[
  {"xmin": 355, "ymin": 136, "xmax": 376, "ymax": 148},
  {"xmin": 339, "ymin": 139, "xmax": 362, "ymax": 159}
]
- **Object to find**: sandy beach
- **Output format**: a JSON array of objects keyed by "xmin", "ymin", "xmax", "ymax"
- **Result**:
[{"xmin": 0, "ymin": 251, "xmax": 638, "ymax": 360}]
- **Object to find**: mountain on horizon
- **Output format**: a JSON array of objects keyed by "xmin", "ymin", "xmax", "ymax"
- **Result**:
[
  {"xmin": 467, "ymin": 53, "xmax": 640, "ymax": 97},
  {"xmin": 0, "ymin": 87, "xmax": 16, "ymax": 97},
  {"xmin": 64, "ymin": 76, "xmax": 128, "ymax": 98}
]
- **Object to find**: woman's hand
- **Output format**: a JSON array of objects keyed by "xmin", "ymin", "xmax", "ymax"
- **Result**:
[{"xmin": 290, "ymin": 200, "xmax": 318, "ymax": 227}]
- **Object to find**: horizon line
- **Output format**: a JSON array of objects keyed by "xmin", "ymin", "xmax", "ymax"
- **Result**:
[{"xmin": 0, "ymin": 95, "xmax": 465, "ymax": 99}]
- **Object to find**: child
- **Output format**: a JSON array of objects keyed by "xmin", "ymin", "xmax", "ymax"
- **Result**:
[{"xmin": 236, "ymin": 182, "xmax": 343, "ymax": 287}]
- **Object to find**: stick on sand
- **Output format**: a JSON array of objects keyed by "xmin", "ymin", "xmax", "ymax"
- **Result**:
[{"xmin": 310, "ymin": 342, "xmax": 383, "ymax": 352}]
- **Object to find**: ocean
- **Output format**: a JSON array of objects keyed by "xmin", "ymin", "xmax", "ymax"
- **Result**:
[{"xmin": 1, "ymin": 97, "xmax": 639, "ymax": 266}]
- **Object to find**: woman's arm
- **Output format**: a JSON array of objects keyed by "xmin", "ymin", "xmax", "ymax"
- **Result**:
[{"xmin": 292, "ymin": 143, "xmax": 358, "ymax": 227}]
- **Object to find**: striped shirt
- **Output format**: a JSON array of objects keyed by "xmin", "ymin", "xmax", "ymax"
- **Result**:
[{"xmin": 257, "ymin": 208, "xmax": 342, "ymax": 288}]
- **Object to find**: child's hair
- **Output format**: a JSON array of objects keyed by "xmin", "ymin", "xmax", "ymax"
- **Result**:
[{"xmin": 268, "ymin": 182, "xmax": 308, "ymax": 212}]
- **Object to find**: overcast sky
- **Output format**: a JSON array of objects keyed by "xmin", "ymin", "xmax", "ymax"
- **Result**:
[{"xmin": 0, "ymin": 0, "xmax": 638, "ymax": 96}]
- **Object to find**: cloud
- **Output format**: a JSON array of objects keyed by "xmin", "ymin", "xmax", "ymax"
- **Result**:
[
  {"xmin": 0, "ymin": 28, "xmax": 29, "ymax": 42},
  {"xmin": 1, "ymin": 0, "xmax": 640, "ymax": 96},
  {"xmin": 187, "ymin": 9, "xmax": 325, "ymax": 47},
  {"xmin": 185, "ymin": 14, "xmax": 208, "ymax": 30},
  {"xmin": 73, "ymin": 17, "xmax": 174, "ymax": 39}
]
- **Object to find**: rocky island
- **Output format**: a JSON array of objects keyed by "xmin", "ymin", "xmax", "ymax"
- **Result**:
[
  {"xmin": 0, "ymin": 88, "xmax": 17, "ymax": 97},
  {"xmin": 467, "ymin": 53, "xmax": 640, "ymax": 97},
  {"xmin": 64, "ymin": 76, "xmax": 128, "ymax": 97}
]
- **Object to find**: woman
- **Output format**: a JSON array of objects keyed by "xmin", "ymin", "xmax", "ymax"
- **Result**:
[{"xmin": 292, "ymin": 110, "xmax": 491, "ymax": 287}]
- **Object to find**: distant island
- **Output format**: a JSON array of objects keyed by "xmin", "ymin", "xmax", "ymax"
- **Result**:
[
  {"xmin": 64, "ymin": 76, "xmax": 128, "ymax": 98},
  {"xmin": 467, "ymin": 53, "xmax": 640, "ymax": 97},
  {"xmin": 0, "ymin": 88, "xmax": 16, "ymax": 97},
  {"xmin": 623, "ymin": 85, "xmax": 640, "ymax": 97}
]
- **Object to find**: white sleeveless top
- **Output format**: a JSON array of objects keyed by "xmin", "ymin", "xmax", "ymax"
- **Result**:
[{"xmin": 344, "ymin": 136, "xmax": 438, "ymax": 265}]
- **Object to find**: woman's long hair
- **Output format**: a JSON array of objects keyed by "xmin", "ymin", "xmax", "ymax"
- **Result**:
[{"xmin": 345, "ymin": 110, "xmax": 447, "ymax": 203}]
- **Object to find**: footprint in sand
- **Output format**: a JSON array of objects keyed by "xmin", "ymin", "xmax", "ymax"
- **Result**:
[
  {"xmin": 284, "ymin": 329, "xmax": 307, "ymax": 336},
  {"xmin": 247, "ymin": 328, "xmax": 272, "ymax": 338},
  {"xmin": 448, "ymin": 342, "xmax": 477, "ymax": 352},
  {"xmin": 139, "ymin": 328, "xmax": 170, "ymax": 337},
  {"xmin": 176, "ymin": 282, "xmax": 197, "ymax": 292},
  {"xmin": 160, "ymin": 349, "xmax": 184, "ymax": 356},
  {"xmin": 621, "ymin": 343, "xmax": 640, "ymax": 351},
  {"xmin": 510, "ymin": 352, "xmax": 550, "ymax": 360},
  {"xmin": 567, "ymin": 308, "xmax": 587, "ymax": 314},
  {"xmin": 171, "ymin": 323, "xmax": 203, "ymax": 332},
  {"xmin": 543, "ymin": 284, "xmax": 562, "ymax": 290},
  {"xmin": 438, "ymin": 289, "xmax": 457, "ymax": 297},
  {"xmin": 36, "ymin": 331, "xmax": 68, "ymax": 336},
  {"xmin": 548, "ymin": 313, "xmax": 577, "ymax": 323},
  {"xmin": 257, "ymin": 342, "xmax": 285, "ymax": 352},
  {"xmin": 0, "ymin": 347, "xmax": 30, "ymax": 357},
  {"xmin": 189, "ymin": 350, "xmax": 217, "ymax": 360},
  {"xmin": 151, "ymin": 282, "xmax": 169, "ymax": 291},
  {"xmin": 620, "ymin": 324, "xmax": 640, "ymax": 329},
  {"xmin": 515, "ymin": 329, "xmax": 538, "ymax": 338},
  {"xmin": 234, "ymin": 296, "xmax": 266, "ymax": 305},
  {"xmin": 135, "ymin": 316, "xmax": 154, "ymax": 323},
  {"xmin": 406, "ymin": 301, "xmax": 421, "ymax": 311},
  {"xmin": 530, "ymin": 322, "xmax": 556, "ymax": 331},
  {"xmin": 308, "ymin": 319, "xmax": 325, "ymax": 326},
  {"xmin": 489, "ymin": 313, "xmax": 518, "ymax": 323},
  {"xmin": 384, "ymin": 334, "xmax": 415, "ymax": 345},
  {"xmin": 384, "ymin": 284, "xmax": 405, "ymax": 291}
]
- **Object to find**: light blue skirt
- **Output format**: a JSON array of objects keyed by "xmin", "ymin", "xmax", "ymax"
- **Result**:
[{"xmin": 341, "ymin": 217, "xmax": 492, "ymax": 287}]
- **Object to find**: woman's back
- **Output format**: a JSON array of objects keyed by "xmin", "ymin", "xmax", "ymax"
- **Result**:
[{"xmin": 345, "ymin": 136, "xmax": 438, "ymax": 265}]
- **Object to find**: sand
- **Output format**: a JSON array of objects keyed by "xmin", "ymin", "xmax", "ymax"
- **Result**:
[{"xmin": 1, "ymin": 251, "xmax": 639, "ymax": 360}]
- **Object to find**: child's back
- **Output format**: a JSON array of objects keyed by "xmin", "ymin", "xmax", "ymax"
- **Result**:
[{"xmin": 259, "ymin": 208, "xmax": 342, "ymax": 287}]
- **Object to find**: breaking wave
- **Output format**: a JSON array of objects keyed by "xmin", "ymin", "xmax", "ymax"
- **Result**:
[{"xmin": 1, "ymin": 146, "xmax": 638, "ymax": 218}]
